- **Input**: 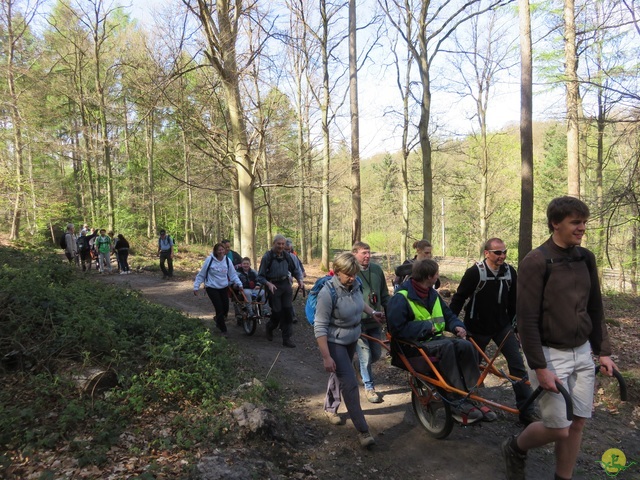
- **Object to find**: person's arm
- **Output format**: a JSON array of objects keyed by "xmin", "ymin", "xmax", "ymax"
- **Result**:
[
  {"xmin": 377, "ymin": 266, "xmax": 391, "ymax": 309},
  {"xmin": 227, "ymin": 263, "xmax": 243, "ymax": 289},
  {"xmin": 449, "ymin": 266, "xmax": 477, "ymax": 316},
  {"xmin": 256, "ymin": 253, "xmax": 276, "ymax": 293},
  {"xmin": 439, "ymin": 292, "xmax": 466, "ymax": 334},
  {"xmin": 193, "ymin": 257, "xmax": 209, "ymax": 295},
  {"xmin": 516, "ymin": 249, "xmax": 548, "ymax": 371},
  {"xmin": 507, "ymin": 266, "xmax": 517, "ymax": 325},
  {"xmin": 315, "ymin": 335, "xmax": 335, "ymax": 372},
  {"xmin": 290, "ymin": 256, "xmax": 303, "ymax": 286}
]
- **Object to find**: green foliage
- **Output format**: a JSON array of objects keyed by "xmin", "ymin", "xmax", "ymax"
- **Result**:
[{"xmin": 0, "ymin": 246, "xmax": 250, "ymax": 465}]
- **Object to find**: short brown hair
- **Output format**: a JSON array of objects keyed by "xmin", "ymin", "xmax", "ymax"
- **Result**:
[
  {"xmin": 547, "ymin": 196, "xmax": 590, "ymax": 233},
  {"xmin": 411, "ymin": 259, "xmax": 439, "ymax": 281},
  {"xmin": 351, "ymin": 241, "xmax": 370, "ymax": 253},
  {"xmin": 483, "ymin": 237, "xmax": 504, "ymax": 251}
]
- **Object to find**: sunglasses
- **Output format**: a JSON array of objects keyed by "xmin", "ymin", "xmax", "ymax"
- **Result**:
[{"xmin": 488, "ymin": 249, "xmax": 507, "ymax": 255}]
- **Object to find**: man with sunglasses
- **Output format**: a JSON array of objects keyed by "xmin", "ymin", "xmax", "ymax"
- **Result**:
[
  {"xmin": 450, "ymin": 238, "xmax": 536, "ymax": 425},
  {"xmin": 352, "ymin": 241, "xmax": 390, "ymax": 403}
]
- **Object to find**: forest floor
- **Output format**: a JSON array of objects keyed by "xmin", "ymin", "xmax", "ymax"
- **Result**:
[{"xmin": 85, "ymin": 258, "xmax": 640, "ymax": 480}]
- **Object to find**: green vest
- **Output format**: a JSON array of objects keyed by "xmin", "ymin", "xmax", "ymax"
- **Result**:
[{"xmin": 397, "ymin": 290, "xmax": 445, "ymax": 336}]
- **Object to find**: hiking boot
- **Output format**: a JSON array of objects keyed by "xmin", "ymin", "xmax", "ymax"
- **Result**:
[
  {"xmin": 519, "ymin": 410, "xmax": 540, "ymax": 426},
  {"xmin": 501, "ymin": 436, "xmax": 526, "ymax": 480},
  {"xmin": 365, "ymin": 389, "xmax": 382, "ymax": 403},
  {"xmin": 283, "ymin": 339, "xmax": 296, "ymax": 348},
  {"xmin": 324, "ymin": 411, "xmax": 344, "ymax": 425},
  {"xmin": 358, "ymin": 431, "xmax": 376, "ymax": 448}
]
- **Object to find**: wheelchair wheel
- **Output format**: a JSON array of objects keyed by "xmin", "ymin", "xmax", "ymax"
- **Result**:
[
  {"xmin": 242, "ymin": 314, "xmax": 257, "ymax": 336},
  {"xmin": 411, "ymin": 382, "xmax": 453, "ymax": 439}
]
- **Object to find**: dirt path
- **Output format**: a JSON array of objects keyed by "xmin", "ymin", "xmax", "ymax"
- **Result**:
[{"xmin": 98, "ymin": 268, "xmax": 638, "ymax": 480}]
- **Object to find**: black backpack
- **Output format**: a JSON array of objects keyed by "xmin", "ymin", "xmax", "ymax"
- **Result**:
[{"xmin": 59, "ymin": 234, "xmax": 67, "ymax": 250}]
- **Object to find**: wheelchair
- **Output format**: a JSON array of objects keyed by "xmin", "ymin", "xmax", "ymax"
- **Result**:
[
  {"xmin": 228, "ymin": 285, "xmax": 269, "ymax": 336},
  {"xmin": 362, "ymin": 331, "xmax": 627, "ymax": 440}
]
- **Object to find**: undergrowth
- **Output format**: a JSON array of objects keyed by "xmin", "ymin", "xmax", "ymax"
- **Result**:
[{"xmin": 0, "ymin": 245, "xmax": 268, "ymax": 468}]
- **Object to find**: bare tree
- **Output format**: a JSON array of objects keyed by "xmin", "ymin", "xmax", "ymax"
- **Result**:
[
  {"xmin": 379, "ymin": 0, "xmax": 509, "ymax": 242},
  {"xmin": 181, "ymin": 0, "xmax": 257, "ymax": 260},
  {"xmin": 450, "ymin": 10, "xmax": 516, "ymax": 251}
]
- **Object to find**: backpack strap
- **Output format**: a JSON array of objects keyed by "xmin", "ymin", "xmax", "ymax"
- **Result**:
[
  {"xmin": 204, "ymin": 254, "xmax": 215, "ymax": 284},
  {"xmin": 469, "ymin": 261, "xmax": 487, "ymax": 319},
  {"xmin": 469, "ymin": 261, "xmax": 512, "ymax": 319},
  {"xmin": 538, "ymin": 245, "xmax": 589, "ymax": 292}
]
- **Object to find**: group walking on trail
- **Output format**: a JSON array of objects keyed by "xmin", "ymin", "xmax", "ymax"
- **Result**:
[{"xmin": 61, "ymin": 195, "xmax": 620, "ymax": 474}]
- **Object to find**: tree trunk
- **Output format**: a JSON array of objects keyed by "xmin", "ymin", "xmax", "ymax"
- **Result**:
[
  {"xmin": 320, "ymin": 0, "xmax": 331, "ymax": 270},
  {"xmin": 518, "ymin": 0, "xmax": 534, "ymax": 261},
  {"xmin": 564, "ymin": 0, "xmax": 580, "ymax": 198},
  {"xmin": 5, "ymin": 0, "xmax": 24, "ymax": 240},
  {"xmin": 145, "ymin": 114, "xmax": 156, "ymax": 237},
  {"xmin": 349, "ymin": 0, "xmax": 361, "ymax": 245}
]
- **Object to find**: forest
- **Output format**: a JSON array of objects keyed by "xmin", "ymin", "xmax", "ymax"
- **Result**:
[{"xmin": 1, "ymin": 0, "xmax": 639, "ymax": 290}]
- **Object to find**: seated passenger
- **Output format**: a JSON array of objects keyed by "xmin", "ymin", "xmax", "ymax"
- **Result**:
[
  {"xmin": 236, "ymin": 257, "xmax": 270, "ymax": 316},
  {"xmin": 386, "ymin": 258, "xmax": 482, "ymax": 422}
]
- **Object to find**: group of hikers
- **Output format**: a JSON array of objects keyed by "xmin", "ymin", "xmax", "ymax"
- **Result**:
[
  {"xmin": 193, "ymin": 195, "xmax": 617, "ymax": 480},
  {"xmin": 65, "ymin": 194, "xmax": 616, "ymax": 479},
  {"xmin": 61, "ymin": 223, "xmax": 131, "ymax": 274}
]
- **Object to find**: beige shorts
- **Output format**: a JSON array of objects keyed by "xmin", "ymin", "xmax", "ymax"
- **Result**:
[{"xmin": 527, "ymin": 342, "xmax": 595, "ymax": 429}]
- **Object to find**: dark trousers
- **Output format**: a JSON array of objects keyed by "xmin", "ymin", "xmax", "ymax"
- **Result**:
[
  {"xmin": 118, "ymin": 250, "xmax": 130, "ymax": 272},
  {"xmin": 266, "ymin": 279, "xmax": 294, "ymax": 340},
  {"xmin": 470, "ymin": 324, "xmax": 534, "ymax": 412},
  {"xmin": 159, "ymin": 251, "xmax": 173, "ymax": 277},
  {"xmin": 206, "ymin": 287, "xmax": 230, "ymax": 333},
  {"xmin": 409, "ymin": 338, "xmax": 480, "ymax": 392},
  {"xmin": 79, "ymin": 250, "xmax": 91, "ymax": 271},
  {"xmin": 324, "ymin": 341, "xmax": 369, "ymax": 433},
  {"xmin": 65, "ymin": 252, "xmax": 79, "ymax": 266}
]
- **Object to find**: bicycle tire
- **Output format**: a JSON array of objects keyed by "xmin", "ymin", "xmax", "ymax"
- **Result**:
[{"xmin": 411, "ymin": 383, "xmax": 453, "ymax": 439}]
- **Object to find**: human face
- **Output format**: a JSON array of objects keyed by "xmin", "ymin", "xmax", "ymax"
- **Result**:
[
  {"xmin": 484, "ymin": 241, "xmax": 507, "ymax": 269},
  {"xmin": 354, "ymin": 247, "xmax": 371, "ymax": 268},
  {"xmin": 273, "ymin": 238, "xmax": 286, "ymax": 253},
  {"xmin": 223, "ymin": 242, "xmax": 230, "ymax": 253},
  {"xmin": 336, "ymin": 271, "xmax": 356, "ymax": 287},
  {"xmin": 552, "ymin": 213, "xmax": 587, "ymax": 248},
  {"xmin": 416, "ymin": 246, "xmax": 432, "ymax": 260},
  {"xmin": 214, "ymin": 245, "xmax": 226, "ymax": 259},
  {"xmin": 241, "ymin": 260, "xmax": 251, "ymax": 271}
]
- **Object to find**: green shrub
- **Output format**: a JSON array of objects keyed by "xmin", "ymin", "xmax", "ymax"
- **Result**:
[{"xmin": 0, "ymin": 245, "xmax": 246, "ymax": 464}]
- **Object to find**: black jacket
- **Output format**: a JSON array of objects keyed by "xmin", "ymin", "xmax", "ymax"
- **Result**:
[{"xmin": 449, "ymin": 261, "xmax": 517, "ymax": 335}]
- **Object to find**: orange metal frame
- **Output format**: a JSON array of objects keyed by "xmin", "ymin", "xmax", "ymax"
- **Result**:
[{"xmin": 360, "ymin": 331, "xmax": 525, "ymax": 416}]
